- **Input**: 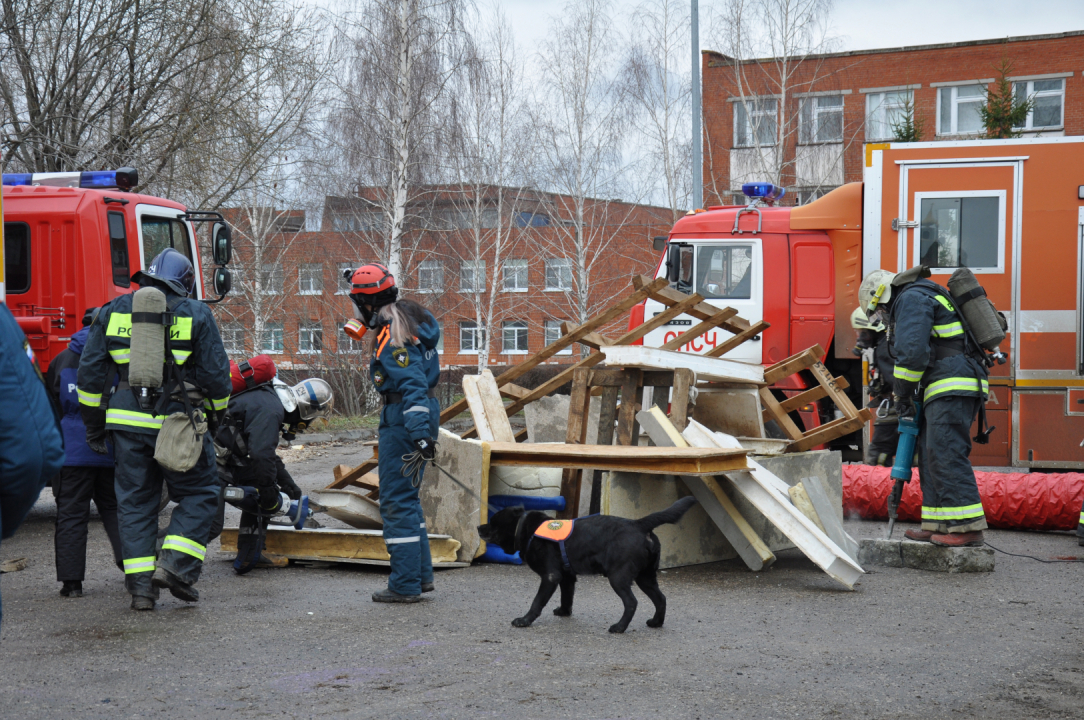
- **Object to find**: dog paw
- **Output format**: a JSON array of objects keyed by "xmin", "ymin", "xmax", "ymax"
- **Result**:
[
  {"xmin": 646, "ymin": 618, "xmax": 663, "ymax": 628},
  {"xmin": 511, "ymin": 617, "xmax": 533, "ymax": 628},
  {"xmin": 608, "ymin": 623, "xmax": 627, "ymax": 634},
  {"xmin": 553, "ymin": 607, "xmax": 572, "ymax": 617}
]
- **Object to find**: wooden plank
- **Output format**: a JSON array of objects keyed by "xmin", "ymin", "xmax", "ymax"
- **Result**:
[
  {"xmin": 618, "ymin": 293, "xmax": 705, "ymax": 345},
  {"xmin": 801, "ymin": 474, "xmax": 860, "ymax": 561},
  {"xmin": 462, "ymin": 374, "xmax": 498, "ymax": 442},
  {"xmin": 669, "ymin": 368, "xmax": 694, "ymax": 432},
  {"xmin": 682, "ymin": 421, "xmax": 793, "ymax": 496},
  {"xmin": 487, "ymin": 442, "xmax": 749, "ymax": 476},
  {"xmin": 807, "ymin": 361, "xmax": 859, "ymax": 419},
  {"xmin": 659, "ymin": 307, "xmax": 740, "ymax": 351},
  {"xmin": 601, "ymin": 345, "xmax": 764, "ymax": 384},
  {"xmin": 587, "ymin": 384, "xmax": 620, "ymax": 516},
  {"xmin": 220, "ymin": 527, "xmax": 463, "ymax": 565},
  {"xmin": 439, "ymin": 276, "xmax": 670, "ymax": 425},
  {"xmin": 706, "ymin": 320, "xmax": 771, "ymax": 358},
  {"xmin": 785, "ymin": 411, "xmax": 871, "ymax": 453},
  {"xmin": 476, "ymin": 369, "xmax": 516, "ymax": 442},
  {"xmin": 583, "ymin": 368, "xmax": 677, "ymax": 388},
  {"xmin": 558, "ymin": 369, "xmax": 594, "ymax": 519},
  {"xmin": 758, "ymin": 386, "xmax": 805, "ymax": 441},
  {"xmin": 325, "ymin": 457, "xmax": 377, "ymax": 490},
  {"xmin": 769, "ymin": 377, "xmax": 851, "ymax": 417},
  {"xmin": 615, "ymin": 368, "xmax": 644, "ymax": 446},
  {"xmin": 633, "ymin": 275, "xmax": 751, "ymax": 334},
  {"xmin": 498, "ymin": 383, "xmax": 531, "ymax": 401},
  {"xmin": 763, "ymin": 345, "xmax": 824, "ymax": 385},
  {"xmin": 788, "ymin": 483, "xmax": 826, "ymax": 533},
  {"xmin": 680, "ymin": 423, "xmax": 864, "ymax": 590},
  {"xmin": 637, "ymin": 407, "xmax": 775, "ymax": 572}
]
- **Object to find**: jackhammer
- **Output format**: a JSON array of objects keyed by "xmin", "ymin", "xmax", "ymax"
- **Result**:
[{"xmin": 885, "ymin": 395, "xmax": 923, "ymax": 540}]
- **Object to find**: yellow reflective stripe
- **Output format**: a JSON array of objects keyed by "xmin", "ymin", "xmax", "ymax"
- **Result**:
[
  {"xmin": 172, "ymin": 349, "xmax": 192, "ymax": 365},
  {"xmin": 108, "ymin": 348, "xmax": 131, "ymax": 363},
  {"xmin": 894, "ymin": 365, "xmax": 924, "ymax": 382},
  {"xmin": 920, "ymin": 503, "xmax": 985, "ymax": 520},
  {"xmin": 123, "ymin": 556, "xmax": 156, "ymax": 574},
  {"xmin": 77, "ymin": 388, "xmax": 102, "ymax": 407},
  {"xmin": 162, "ymin": 535, "xmax": 206, "ymax": 561},
  {"xmin": 933, "ymin": 295, "xmax": 955, "ymax": 312},
  {"xmin": 931, "ymin": 322, "xmax": 964, "ymax": 338},
  {"xmin": 1079, "ymin": 511, "xmax": 1084, "ymax": 524},
  {"xmin": 106, "ymin": 409, "xmax": 164, "ymax": 429},
  {"xmin": 106, "ymin": 313, "xmax": 132, "ymax": 338},
  {"xmin": 925, "ymin": 377, "xmax": 989, "ymax": 400},
  {"xmin": 210, "ymin": 396, "xmax": 230, "ymax": 412},
  {"xmin": 168, "ymin": 316, "xmax": 193, "ymax": 341}
]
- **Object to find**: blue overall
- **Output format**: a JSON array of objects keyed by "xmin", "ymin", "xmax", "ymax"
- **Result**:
[{"xmin": 369, "ymin": 310, "xmax": 441, "ymax": 596}]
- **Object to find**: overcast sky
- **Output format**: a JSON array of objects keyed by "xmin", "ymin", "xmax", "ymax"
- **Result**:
[{"xmin": 500, "ymin": 0, "xmax": 1084, "ymax": 58}]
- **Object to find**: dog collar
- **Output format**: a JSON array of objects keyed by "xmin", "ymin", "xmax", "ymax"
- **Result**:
[{"xmin": 513, "ymin": 513, "xmax": 528, "ymax": 553}]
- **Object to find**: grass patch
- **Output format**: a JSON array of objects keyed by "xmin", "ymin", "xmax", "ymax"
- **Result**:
[{"xmin": 320, "ymin": 414, "xmax": 380, "ymax": 431}]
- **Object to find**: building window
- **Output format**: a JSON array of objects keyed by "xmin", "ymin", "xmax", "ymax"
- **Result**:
[
  {"xmin": 937, "ymin": 85, "xmax": 985, "ymax": 136},
  {"xmin": 544, "ymin": 320, "xmax": 573, "ymax": 355},
  {"xmin": 460, "ymin": 260, "xmax": 485, "ymax": 292},
  {"xmin": 299, "ymin": 322, "xmax": 323, "ymax": 354},
  {"xmin": 337, "ymin": 262, "xmax": 355, "ymax": 294},
  {"xmin": 459, "ymin": 320, "xmax": 486, "ymax": 353},
  {"xmin": 260, "ymin": 263, "xmax": 283, "ymax": 295},
  {"xmin": 260, "ymin": 323, "xmax": 284, "ymax": 354},
  {"xmin": 544, "ymin": 258, "xmax": 572, "ymax": 291},
  {"xmin": 418, "ymin": 259, "xmax": 443, "ymax": 293},
  {"xmin": 866, "ymin": 90, "xmax": 912, "ymax": 141},
  {"xmin": 221, "ymin": 323, "xmax": 245, "ymax": 355},
  {"xmin": 733, "ymin": 97, "xmax": 777, "ymax": 147},
  {"xmin": 502, "ymin": 320, "xmax": 528, "ymax": 354},
  {"xmin": 799, "ymin": 95, "xmax": 843, "ymax": 144},
  {"xmin": 1014, "ymin": 78, "xmax": 1064, "ymax": 130},
  {"xmin": 502, "ymin": 259, "xmax": 528, "ymax": 292},
  {"xmin": 915, "ymin": 192, "xmax": 1004, "ymax": 273},
  {"xmin": 333, "ymin": 212, "xmax": 384, "ymax": 233},
  {"xmin": 337, "ymin": 326, "xmax": 363, "ymax": 353},
  {"xmin": 298, "ymin": 263, "xmax": 323, "ymax": 295},
  {"xmin": 515, "ymin": 212, "xmax": 550, "ymax": 228}
]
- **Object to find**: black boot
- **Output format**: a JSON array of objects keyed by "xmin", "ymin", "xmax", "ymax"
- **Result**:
[
  {"xmin": 372, "ymin": 587, "xmax": 422, "ymax": 604},
  {"xmin": 421, "ymin": 582, "xmax": 435, "ymax": 593},
  {"xmin": 59, "ymin": 581, "xmax": 82, "ymax": 598},
  {"xmin": 152, "ymin": 566, "xmax": 199, "ymax": 602},
  {"xmin": 130, "ymin": 595, "xmax": 155, "ymax": 611}
]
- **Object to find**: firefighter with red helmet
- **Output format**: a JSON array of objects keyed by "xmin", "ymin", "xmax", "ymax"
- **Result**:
[{"xmin": 345, "ymin": 263, "xmax": 441, "ymax": 603}]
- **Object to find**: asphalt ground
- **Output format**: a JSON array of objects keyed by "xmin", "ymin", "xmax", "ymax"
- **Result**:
[{"xmin": 2, "ymin": 442, "xmax": 1084, "ymax": 719}]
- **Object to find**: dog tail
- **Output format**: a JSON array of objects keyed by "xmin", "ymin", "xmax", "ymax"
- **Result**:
[{"xmin": 635, "ymin": 496, "xmax": 698, "ymax": 532}]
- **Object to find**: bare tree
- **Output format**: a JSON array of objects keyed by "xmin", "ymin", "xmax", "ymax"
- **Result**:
[
  {"xmin": 325, "ymin": 0, "xmax": 472, "ymax": 280},
  {"xmin": 0, "ymin": 0, "xmax": 325, "ymax": 209},
  {"xmin": 622, "ymin": 0, "xmax": 692, "ymax": 223}
]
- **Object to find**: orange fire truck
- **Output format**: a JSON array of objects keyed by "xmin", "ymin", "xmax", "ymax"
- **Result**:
[
  {"xmin": 1, "ymin": 168, "xmax": 233, "ymax": 368},
  {"xmin": 636, "ymin": 137, "xmax": 1084, "ymax": 469}
]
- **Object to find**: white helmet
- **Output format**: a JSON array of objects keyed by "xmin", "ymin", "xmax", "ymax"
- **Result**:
[
  {"xmin": 292, "ymin": 378, "xmax": 334, "ymax": 421},
  {"xmin": 858, "ymin": 269, "xmax": 897, "ymax": 315},
  {"xmin": 850, "ymin": 306, "xmax": 885, "ymax": 333}
]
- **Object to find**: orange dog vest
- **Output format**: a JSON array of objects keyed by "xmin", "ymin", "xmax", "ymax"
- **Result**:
[{"xmin": 533, "ymin": 519, "xmax": 573, "ymax": 542}]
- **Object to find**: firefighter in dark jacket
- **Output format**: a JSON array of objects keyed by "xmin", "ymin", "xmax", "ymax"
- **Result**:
[
  {"xmin": 345, "ymin": 263, "xmax": 440, "ymax": 603},
  {"xmin": 78, "ymin": 248, "xmax": 232, "ymax": 611},
  {"xmin": 45, "ymin": 308, "xmax": 123, "ymax": 597},
  {"xmin": 860, "ymin": 267, "xmax": 989, "ymax": 547},
  {"xmin": 851, "ymin": 307, "xmax": 899, "ymax": 466}
]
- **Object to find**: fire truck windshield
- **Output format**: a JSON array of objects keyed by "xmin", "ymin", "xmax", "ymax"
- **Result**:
[
  {"xmin": 141, "ymin": 216, "xmax": 194, "ymax": 265},
  {"xmin": 696, "ymin": 244, "xmax": 752, "ymax": 300}
]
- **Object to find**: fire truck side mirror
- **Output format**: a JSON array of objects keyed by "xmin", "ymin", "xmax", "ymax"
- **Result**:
[
  {"xmin": 213, "ymin": 267, "xmax": 232, "ymax": 296},
  {"xmin": 666, "ymin": 245, "xmax": 681, "ymax": 282},
  {"xmin": 212, "ymin": 223, "xmax": 232, "ymax": 265},
  {"xmin": 652, "ymin": 236, "xmax": 666, "ymax": 252}
]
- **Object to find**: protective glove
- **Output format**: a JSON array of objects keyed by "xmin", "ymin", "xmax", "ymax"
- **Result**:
[
  {"xmin": 893, "ymin": 393, "xmax": 916, "ymax": 421},
  {"xmin": 277, "ymin": 473, "xmax": 303, "ymax": 502},
  {"xmin": 81, "ymin": 405, "xmax": 110, "ymax": 454},
  {"xmin": 414, "ymin": 436, "xmax": 436, "ymax": 460},
  {"xmin": 257, "ymin": 484, "xmax": 281, "ymax": 511}
]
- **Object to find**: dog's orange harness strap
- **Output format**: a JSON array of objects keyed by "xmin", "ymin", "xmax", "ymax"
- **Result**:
[{"xmin": 533, "ymin": 519, "xmax": 574, "ymax": 542}]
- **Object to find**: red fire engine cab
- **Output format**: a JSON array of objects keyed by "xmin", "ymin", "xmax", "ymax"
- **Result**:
[{"xmin": 1, "ymin": 168, "xmax": 233, "ymax": 370}]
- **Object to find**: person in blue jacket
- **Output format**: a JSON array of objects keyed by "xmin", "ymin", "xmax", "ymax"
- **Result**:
[
  {"xmin": 0, "ymin": 302, "xmax": 65, "ymax": 623},
  {"xmin": 345, "ymin": 263, "xmax": 441, "ymax": 603},
  {"xmin": 45, "ymin": 308, "xmax": 123, "ymax": 598}
]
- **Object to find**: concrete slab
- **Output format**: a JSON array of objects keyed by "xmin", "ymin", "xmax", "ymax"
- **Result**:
[
  {"xmin": 419, "ymin": 428, "xmax": 489, "ymax": 562},
  {"xmin": 858, "ymin": 538, "xmax": 995, "ymax": 573},
  {"xmin": 523, "ymin": 394, "xmax": 600, "ymax": 444}
]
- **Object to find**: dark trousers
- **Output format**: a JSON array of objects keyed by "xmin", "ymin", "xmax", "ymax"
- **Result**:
[
  {"xmin": 865, "ymin": 421, "xmax": 900, "ymax": 466},
  {"xmin": 53, "ymin": 466, "xmax": 123, "ymax": 581},
  {"xmin": 917, "ymin": 396, "xmax": 987, "ymax": 534},
  {"xmin": 112, "ymin": 430, "xmax": 219, "ymax": 598}
]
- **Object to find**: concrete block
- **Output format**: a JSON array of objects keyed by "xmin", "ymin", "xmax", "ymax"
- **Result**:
[
  {"xmin": 858, "ymin": 538, "xmax": 994, "ymax": 573},
  {"xmin": 419, "ymin": 428, "xmax": 489, "ymax": 562},
  {"xmin": 489, "ymin": 465, "xmax": 563, "ymax": 497},
  {"xmin": 524, "ymin": 394, "xmax": 600, "ymax": 444}
]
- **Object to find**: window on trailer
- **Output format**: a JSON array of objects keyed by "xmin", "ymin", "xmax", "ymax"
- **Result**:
[{"xmin": 918, "ymin": 196, "xmax": 1000, "ymax": 270}]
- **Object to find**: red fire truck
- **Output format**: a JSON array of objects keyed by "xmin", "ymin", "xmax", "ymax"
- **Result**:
[
  {"xmin": 635, "ymin": 137, "xmax": 1084, "ymax": 469},
  {"xmin": 1, "ymin": 168, "xmax": 233, "ymax": 368}
]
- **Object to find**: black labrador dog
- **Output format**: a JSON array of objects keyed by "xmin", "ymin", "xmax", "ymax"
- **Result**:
[{"xmin": 477, "ymin": 496, "xmax": 697, "ymax": 633}]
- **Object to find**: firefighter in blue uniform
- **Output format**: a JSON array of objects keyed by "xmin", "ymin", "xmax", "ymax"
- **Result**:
[
  {"xmin": 78, "ymin": 248, "xmax": 231, "ymax": 610},
  {"xmin": 345, "ymin": 263, "xmax": 440, "ymax": 603},
  {"xmin": 860, "ymin": 267, "xmax": 989, "ymax": 547}
]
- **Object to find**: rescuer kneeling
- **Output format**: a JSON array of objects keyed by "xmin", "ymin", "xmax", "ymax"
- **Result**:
[
  {"xmin": 344, "ymin": 263, "xmax": 441, "ymax": 603},
  {"xmin": 860, "ymin": 266, "xmax": 989, "ymax": 547}
]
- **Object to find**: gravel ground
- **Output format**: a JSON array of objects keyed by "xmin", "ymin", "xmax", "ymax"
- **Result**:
[{"xmin": 2, "ymin": 442, "xmax": 1084, "ymax": 719}]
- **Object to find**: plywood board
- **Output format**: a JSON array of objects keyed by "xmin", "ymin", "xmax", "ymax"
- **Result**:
[
  {"xmin": 802, "ymin": 474, "xmax": 860, "ymax": 561},
  {"xmin": 488, "ymin": 442, "xmax": 749, "ymax": 476},
  {"xmin": 692, "ymin": 387, "xmax": 766, "ymax": 438},
  {"xmin": 600, "ymin": 345, "xmax": 765, "ymax": 384},
  {"xmin": 309, "ymin": 488, "xmax": 382, "ymax": 529},
  {"xmin": 219, "ymin": 527, "xmax": 462, "ymax": 565}
]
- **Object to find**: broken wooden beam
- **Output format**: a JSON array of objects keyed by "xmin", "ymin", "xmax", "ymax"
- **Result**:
[
  {"xmin": 219, "ymin": 527, "xmax": 464, "ymax": 566},
  {"xmin": 600, "ymin": 345, "xmax": 765, "ymax": 384},
  {"xmin": 487, "ymin": 442, "xmax": 749, "ymax": 476}
]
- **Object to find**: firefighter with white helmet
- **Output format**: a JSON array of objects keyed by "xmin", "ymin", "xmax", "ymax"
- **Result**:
[
  {"xmin": 859, "ymin": 266, "xmax": 989, "ymax": 547},
  {"xmin": 851, "ymin": 307, "xmax": 899, "ymax": 466},
  {"xmin": 345, "ymin": 262, "xmax": 441, "ymax": 603}
]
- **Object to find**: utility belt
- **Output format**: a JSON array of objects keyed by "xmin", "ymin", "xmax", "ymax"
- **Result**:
[
  {"xmin": 928, "ymin": 336, "xmax": 966, "ymax": 366},
  {"xmin": 118, "ymin": 379, "xmax": 205, "ymax": 408},
  {"xmin": 382, "ymin": 389, "xmax": 437, "ymax": 406}
]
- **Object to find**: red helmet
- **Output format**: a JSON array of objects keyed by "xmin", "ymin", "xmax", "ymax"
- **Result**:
[{"xmin": 346, "ymin": 263, "xmax": 398, "ymax": 326}]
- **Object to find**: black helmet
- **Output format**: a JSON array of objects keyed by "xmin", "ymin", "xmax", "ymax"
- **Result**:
[{"xmin": 133, "ymin": 248, "xmax": 195, "ymax": 296}]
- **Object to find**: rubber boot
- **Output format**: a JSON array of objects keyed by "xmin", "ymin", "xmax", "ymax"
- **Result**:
[
  {"xmin": 131, "ymin": 596, "xmax": 155, "ymax": 611},
  {"xmin": 152, "ymin": 565, "xmax": 199, "ymax": 602},
  {"xmin": 372, "ymin": 587, "xmax": 422, "ymax": 604},
  {"xmin": 904, "ymin": 529, "xmax": 935, "ymax": 542},
  {"xmin": 930, "ymin": 530, "xmax": 985, "ymax": 547},
  {"xmin": 421, "ymin": 582, "xmax": 435, "ymax": 593},
  {"xmin": 60, "ymin": 580, "xmax": 83, "ymax": 597}
]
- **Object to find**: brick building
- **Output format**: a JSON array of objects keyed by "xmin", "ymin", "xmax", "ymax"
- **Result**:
[
  {"xmin": 702, "ymin": 30, "xmax": 1084, "ymax": 205},
  {"xmin": 213, "ymin": 188, "xmax": 671, "ymax": 377}
]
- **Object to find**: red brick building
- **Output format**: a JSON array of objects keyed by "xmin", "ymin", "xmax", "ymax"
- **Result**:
[
  {"xmin": 702, "ymin": 30, "xmax": 1084, "ymax": 205},
  {"xmin": 213, "ymin": 188, "xmax": 671, "ymax": 377}
]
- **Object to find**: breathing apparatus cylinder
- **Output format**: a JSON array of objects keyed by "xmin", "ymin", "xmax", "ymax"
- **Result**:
[
  {"xmin": 129, "ymin": 287, "xmax": 167, "ymax": 393},
  {"xmin": 947, "ymin": 268, "xmax": 1007, "ymax": 352}
]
